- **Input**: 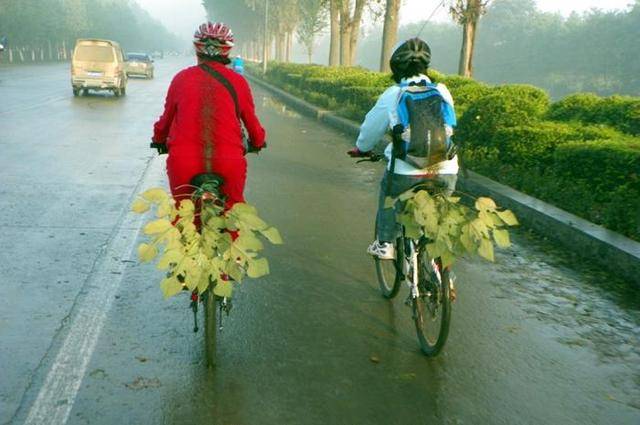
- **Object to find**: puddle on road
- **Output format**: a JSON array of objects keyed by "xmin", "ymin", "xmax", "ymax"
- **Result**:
[
  {"xmin": 261, "ymin": 95, "xmax": 302, "ymax": 119},
  {"xmin": 487, "ymin": 229, "xmax": 640, "ymax": 408},
  {"xmin": 495, "ymin": 230, "xmax": 639, "ymax": 360}
]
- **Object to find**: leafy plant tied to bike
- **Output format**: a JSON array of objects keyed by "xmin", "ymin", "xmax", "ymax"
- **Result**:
[
  {"xmin": 131, "ymin": 187, "xmax": 283, "ymax": 299},
  {"xmin": 391, "ymin": 189, "xmax": 518, "ymax": 268}
]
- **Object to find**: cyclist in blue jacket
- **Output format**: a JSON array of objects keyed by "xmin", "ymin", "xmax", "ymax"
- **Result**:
[
  {"xmin": 232, "ymin": 55, "xmax": 244, "ymax": 74},
  {"xmin": 348, "ymin": 38, "xmax": 458, "ymax": 260}
]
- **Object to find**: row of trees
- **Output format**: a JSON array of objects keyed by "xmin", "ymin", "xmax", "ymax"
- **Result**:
[
  {"xmin": 204, "ymin": 0, "xmax": 487, "ymax": 76},
  {"xmin": 0, "ymin": 0, "xmax": 183, "ymax": 61},
  {"xmin": 357, "ymin": 0, "xmax": 640, "ymax": 97}
]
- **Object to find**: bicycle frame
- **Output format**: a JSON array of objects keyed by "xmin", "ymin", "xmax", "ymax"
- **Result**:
[{"xmin": 352, "ymin": 129, "xmax": 453, "ymax": 356}]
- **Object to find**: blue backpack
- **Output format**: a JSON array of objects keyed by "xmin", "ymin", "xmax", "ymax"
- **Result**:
[{"xmin": 397, "ymin": 82, "xmax": 456, "ymax": 168}]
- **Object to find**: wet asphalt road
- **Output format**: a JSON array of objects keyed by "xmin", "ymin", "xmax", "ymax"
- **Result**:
[{"xmin": 1, "ymin": 58, "xmax": 639, "ymax": 425}]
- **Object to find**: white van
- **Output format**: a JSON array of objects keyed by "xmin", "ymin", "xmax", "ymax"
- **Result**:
[{"xmin": 71, "ymin": 39, "xmax": 127, "ymax": 97}]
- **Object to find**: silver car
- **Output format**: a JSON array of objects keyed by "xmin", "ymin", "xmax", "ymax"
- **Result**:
[{"xmin": 125, "ymin": 53, "xmax": 154, "ymax": 79}]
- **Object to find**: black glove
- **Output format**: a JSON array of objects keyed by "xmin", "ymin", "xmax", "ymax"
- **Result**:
[
  {"xmin": 150, "ymin": 141, "xmax": 168, "ymax": 154},
  {"xmin": 247, "ymin": 141, "xmax": 267, "ymax": 153}
]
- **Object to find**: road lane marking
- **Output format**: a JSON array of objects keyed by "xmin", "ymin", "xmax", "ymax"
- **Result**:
[{"xmin": 23, "ymin": 158, "xmax": 161, "ymax": 425}]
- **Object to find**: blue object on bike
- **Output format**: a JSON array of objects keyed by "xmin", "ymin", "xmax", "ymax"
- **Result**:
[{"xmin": 232, "ymin": 56, "xmax": 244, "ymax": 75}]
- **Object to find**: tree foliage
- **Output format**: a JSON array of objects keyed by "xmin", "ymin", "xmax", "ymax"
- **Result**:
[
  {"xmin": 357, "ymin": 0, "xmax": 640, "ymax": 97},
  {"xmin": 296, "ymin": 0, "xmax": 328, "ymax": 63},
  {"xmin": 0, "ymin": 0, "xmax": 182, "ymax": 52}
]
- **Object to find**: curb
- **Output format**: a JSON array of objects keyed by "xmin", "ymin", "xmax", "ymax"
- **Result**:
[{"xmin": 247, "ymin": 73, "xmax": 640, "ymax": 286}]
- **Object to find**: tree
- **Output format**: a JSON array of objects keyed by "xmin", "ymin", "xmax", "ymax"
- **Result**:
[
  {"xmin": 328, "ymin": 0, "xmax": 340, "ymax": 65},
  {"xmin": 450, "ymin": 0, "xmax": 490, "ymax": 77},
  {"xmin": 296, "ymin": 0, "xmax": 328, "ymax": 63},
  {"xmin": 0, "ymin": 0, "xmax": 182, "ymax": 58},
  {"xmin": 379, "ymin": 0, "xmax": 401, "ymax": 72},
  {"xmin": 339, "ymin": 0, "xmax": 368, "ymax": 66},
  {"xmin": 272, "ymin": 0, "xmax": 300, "ymax": 62}
]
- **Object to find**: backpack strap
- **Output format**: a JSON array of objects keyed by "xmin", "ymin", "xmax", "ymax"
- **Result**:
[{"xmin": 199, "ymin": 63, "xmax": 241, "ymax": 121}]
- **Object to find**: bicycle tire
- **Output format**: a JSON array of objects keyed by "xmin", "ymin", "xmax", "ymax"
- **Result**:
[
  {"xmin": 374, "ymin": 218, "xmax": 403, "ymax": 299},
  {"xmin": 203, "ymin": 290, "xmax": 217, "ymax": 367},
  {"xmin": 412, "ymin": 253, "xmax": 452, "ymax": 356}
]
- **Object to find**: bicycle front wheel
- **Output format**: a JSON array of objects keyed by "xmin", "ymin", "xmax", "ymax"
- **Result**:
[
  {"xmin": 203, "ymin": 290, "xmax": 217, "ymax": 367},
  {"xmin": 412, "ymin": 254, "xmax": 452, "ymax": 356},
  {"xmin": 374, "ymin": 218, "xmax": 403, "ymax": 299}
]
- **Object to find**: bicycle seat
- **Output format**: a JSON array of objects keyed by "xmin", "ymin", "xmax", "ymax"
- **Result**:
[{"xmin": 190, "ymin": 173, "xmax": 224, "ymax": 191}]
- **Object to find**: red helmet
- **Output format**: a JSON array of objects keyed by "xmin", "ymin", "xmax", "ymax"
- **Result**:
[{"xmin": 193, "ymin": 22, "xmax": 234, "ymax": 57}]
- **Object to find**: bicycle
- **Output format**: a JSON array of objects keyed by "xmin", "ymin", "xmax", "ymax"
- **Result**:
[
  {"xmin": 354, "ymin": 136, "xmax": 455, "ymax": 357},
  {"xmin": 150, "ymin": 142, "xmax": 231, "ymax": 368}
]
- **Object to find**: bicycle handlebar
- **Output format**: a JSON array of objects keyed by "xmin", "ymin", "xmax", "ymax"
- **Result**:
[
  {"xmin": 353, "ymin": 152, "xmax": 383, "ymax": 163},
  {"xmin": 150, "ymin": 141, "xmax": 265, "ymax": 156}
]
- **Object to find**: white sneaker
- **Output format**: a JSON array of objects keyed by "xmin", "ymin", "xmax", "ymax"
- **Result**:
[{"xmin": 367, "ymin": 240, "xmax": 395, "ymax": 260}]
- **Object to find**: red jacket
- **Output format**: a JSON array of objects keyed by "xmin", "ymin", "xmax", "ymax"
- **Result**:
[
  {"xmin": 153, "ymin": 60, "xmax": 266, "ymax": 158},
  {"xmin": 152, "ymin": 60, "xmax": 266, "ymax": 207}
]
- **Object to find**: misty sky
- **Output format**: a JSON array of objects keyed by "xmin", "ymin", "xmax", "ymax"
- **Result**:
[{"xmin": 135, "ymin": 0, "xmax": 634, "ymax": 39}]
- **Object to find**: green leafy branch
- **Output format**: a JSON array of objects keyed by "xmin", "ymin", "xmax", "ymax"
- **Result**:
[
  {"xmin": 131, "ymin": 188, "xmax": 283, "ymax": 300},
  {"xmin": 392, "ymin": 190, "xmax": 518, "ymax": 268}
]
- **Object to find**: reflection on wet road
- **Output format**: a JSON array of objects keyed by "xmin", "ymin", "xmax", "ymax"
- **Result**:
[{"xmin": 1, "ymin": 59, "xmax": 638, "ymax": 425}]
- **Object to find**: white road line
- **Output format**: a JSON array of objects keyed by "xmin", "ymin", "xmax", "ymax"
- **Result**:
[{"xmin": 23, "ymin": 159, "xmax": 161, "ymax": 425}]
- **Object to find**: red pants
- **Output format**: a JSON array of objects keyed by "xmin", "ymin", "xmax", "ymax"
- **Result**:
[{"xmin": 167, "ymin": 154, "xmax": 247, "ymax": 210}]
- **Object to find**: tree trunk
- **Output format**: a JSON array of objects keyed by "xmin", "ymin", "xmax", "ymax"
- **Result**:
[
  {"xmin": 379, "ymin": 0, "xmax": 401, "ymax": 72},
  {"xmin": 281, "ymin": 33, "xmax": 287, "ymax": 62},
  {"xmin": 348, "ymin": 0, "xmax": 367, "ymax": 66},
  {"xmin": 275, "ymin": 32, "xmax": 283, "ymax": 61},
  {"xmin": 457, "ymin": 0, "xmax": 482, "ymax": 78},
  {"xmin": 458, "ymin": 18, "xmax": 477, "ymax": 77},
  {"xmin": 329, "ymin": 0, "xmax": 340, "ymax": 66},
  {"xmin": 287, "ymin": 31, "xmax": 293, "ymax": 62},
  {"xmin": 339, "ymin": 0, "xmax": 352, "ymax": 66}
]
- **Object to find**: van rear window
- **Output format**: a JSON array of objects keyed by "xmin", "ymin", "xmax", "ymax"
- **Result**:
[{"xmin": 75, "ymin": 45, "xmax": 115, "ymax": 62}]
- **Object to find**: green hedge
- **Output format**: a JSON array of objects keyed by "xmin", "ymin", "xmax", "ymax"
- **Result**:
[
  {"xmin": 549, "ymin": 93, "xmax": 640, "ymax": 136},
  {"xmin": 248, "ymin": 62, "xmax": 640, "ymax": 241},
  {"xmin": 483, "ymin": 122, "xmax": 622, "ymax": 170},
  {"xmin": 464, "ymin": 139, "xmax": 640, "ymax": 240},
  {"xmin": 456, "ymin": 84, "xmax": 551, "ymax": 145},
  {"xmin": 553, "ymin": 140, "xmax": 640, "ymax": 238}
]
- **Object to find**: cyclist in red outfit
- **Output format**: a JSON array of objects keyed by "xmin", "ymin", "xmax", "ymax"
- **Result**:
[{"xmin": 152, "ymin": 22, "xmax": 266, "ymax": 209}]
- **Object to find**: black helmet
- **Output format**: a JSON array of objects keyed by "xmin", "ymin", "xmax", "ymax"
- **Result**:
[{"xmin": 390, "ymin": 38, "xmax": 431, "ymax": 81}]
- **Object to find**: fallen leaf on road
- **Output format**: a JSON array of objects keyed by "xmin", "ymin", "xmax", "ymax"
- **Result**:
[
  {"xmin": 89, "ymin": 368, "xmax": 107, "ymax": 379},
  {"xmin": 125, "ymin": 376, "xmax": 161, "ymax": 390}
]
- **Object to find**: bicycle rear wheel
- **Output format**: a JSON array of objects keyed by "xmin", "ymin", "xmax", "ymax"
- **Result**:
[
  {"xmin": 412, "ymin": 252, "xmax": 452, "ymax": 356},
  {"xmin": 202, "ymin": 290, "xmax": 217, "ymax": 367},
  {"xmin": 374, "ymin": 218, "xmax": 403, "ymax": 299}
]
